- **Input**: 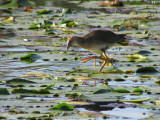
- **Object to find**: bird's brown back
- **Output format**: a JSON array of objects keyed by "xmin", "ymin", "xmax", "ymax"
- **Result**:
[{"xmin": 83, "ymin": 30, "xmax": 125, "ymax": 44}]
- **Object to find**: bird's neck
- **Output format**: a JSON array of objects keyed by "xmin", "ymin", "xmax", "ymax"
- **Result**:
[{"xmin": 74, "ymin": 37, "xmax": 86, "ymax": 47}]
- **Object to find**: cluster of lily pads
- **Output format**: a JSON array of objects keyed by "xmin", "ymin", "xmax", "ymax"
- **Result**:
[{"xmin": 1, "ymin": 0, "xmax": 160, "ymax": 119}]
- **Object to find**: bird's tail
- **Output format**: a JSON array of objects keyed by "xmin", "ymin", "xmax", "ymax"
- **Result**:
[
  {"xmin": 117, "ymin": 34, "xmax": 132, "ymax": 45},
  {"xmin": 118, "ymin": 34, "xmax": 127, "ymax": 41}
]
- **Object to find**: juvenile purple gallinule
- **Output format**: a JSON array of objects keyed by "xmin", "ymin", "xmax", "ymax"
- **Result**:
[{"xmin": 67, "ymin": 30, "xmax": 126, "ymax": 72}]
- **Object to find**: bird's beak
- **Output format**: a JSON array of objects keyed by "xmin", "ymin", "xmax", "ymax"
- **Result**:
[{"xmin": 66, "ymin": 42, "xmax": 70, "ymax": 51}]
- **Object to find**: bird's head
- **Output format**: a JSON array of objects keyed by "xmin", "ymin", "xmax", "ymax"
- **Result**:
[{"xmin": 66, "ymin": 36, "xmax": 77, "ymax": 51}]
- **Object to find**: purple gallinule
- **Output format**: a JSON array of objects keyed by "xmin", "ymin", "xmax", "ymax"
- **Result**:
[{"xmin": 67, "ymin": 30, "xmax": 126, "ymax": 72}]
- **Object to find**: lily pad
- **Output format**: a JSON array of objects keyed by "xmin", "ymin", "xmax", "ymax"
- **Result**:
[
  {"xmin": 60, "ymin": 20, "xmax": 79, "ymax": 27},
  {"xmin": 119, "ymin": 98, "xmax": 150, "ymax": 103},
  {"xmin": 136, "ymin": 67, "xmax": 158, "ymax": 73},
  {"xmin": 132, "ymin": 88, "xmax": 144, "ymax": 93},
  {"xmin": 45, "ymin": 82, "xmax": 55, "ymax": 89},
  {"xmin": 12, "ymin": 88, "xmax": 50, "ymax": 94},
  {"xmin": 2, "ymin": 16, "xmax": 15, "ymax": 23},
  {"xmin": 93, "ymin": 89, "xmax": 111, "ymax": 94},
  {"xmin": 6, "ymin": 78, "xmax": 36, "ymax": 84},
  {"xmin": 37, "ymin": 10, "xmax": 53, "ymax": 15},
  {"xmin": 103, "ymin": 69, "xmax": 124, "ymax": 73},
  {"xmin": 127, "ymin": 54, "xmax": 152, "ymax": 62},
  {"xmin": 135, "ymin": 50, "xmax": 152, "ymax": 55},
  {"xmin": 20, "ymin": 53, "xmax": 42, "ymax": 63},
  {"xmin": 50, "ymin": 103, "xmax": 74, "ymax": 111},
  {"xmin": 28, "ymin": 24, "xmax": 39, "ymax": 29},
  {"xmin": 0, "ymin": 0, "xmax": 35, "ymax": 8},
  {"xmin": 115, "ymin": 89, "xmax": 130, "ymax": 93},
  {"xmin": 20, "ymin": 72, "xmax": 51, "ymax": 78},
  {"xmin": 0, "ymin": 88, "xmax": 10, "ymax": 95},
  {"xmin": 114, "ymin": 78, "xmax": 125, "ymax": 82}
]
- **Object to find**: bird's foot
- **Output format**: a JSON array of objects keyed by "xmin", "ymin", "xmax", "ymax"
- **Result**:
[
  {"xmin": 80, "ymin": 56, "xmax": 104, "ymax": 63},
  {"xmin": 80, "ymin": 56, "xmax": 104, "ymax": 68}
]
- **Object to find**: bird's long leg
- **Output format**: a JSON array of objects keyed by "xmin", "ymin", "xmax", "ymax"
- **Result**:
[
  {"xmin": 80, "ymin": 56, "xmax": 105, "ymax": 67},
  {"xmin": 98, "ymin": 52, "xmax": 114, "ymax": 72},
  {"xmin": 102, "ymin": 52, "xmax": 114, "ymax": 66}
]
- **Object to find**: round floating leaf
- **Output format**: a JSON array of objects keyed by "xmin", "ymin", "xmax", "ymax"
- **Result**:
[
  {"xmin": 50, "ymin": 103, "xmax": 74, "ymax": 111},
  {"xmin": 28, "ymin": 24, "xmax": 39, "ymax": 29},
  {"xmin": 132, "ymin": 88, "xmax": 144, "ymax": 93},
  {"xmin": 37, "ymin": 10, "xmax": 53, "ymax": 15},
  {"xmin": 12, "ymin": 88, "xmax": 50, "ymax": 94},
  {"xmin": 135, "ymin": 50, "xmax": 152, "ymax": 55},
  {"xmin": 93, "ymin": 89, "xmax": 111, "ymax": 94},
  {"xmin": 20, "ymin": 53, "xmax": 42, "ymax": 63},
  {"xmin": 136, "ymin": 67, "xmax": 158, "ymax": 73},
  {"xmin": 114, "ymin": 78, "xmax": 125, "ymax": 82},
  {"xmin": 115, "ymin": 89, "xmax": 130, "ymax": 93},
  {"xmin": 0, "ymin": 88, "xmax": 10, "ymax": 95},
  {"xmin": 6, "ymin": 78, "xmax": 36, "ymax": 84}
]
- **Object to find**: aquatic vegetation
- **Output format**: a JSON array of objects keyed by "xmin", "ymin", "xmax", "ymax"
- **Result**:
[
  {"xmin": 0, "ymin": 88, "xmax": 10, "ymax": 95},
  {"xmin": 1, "ymin": 0, "xmax": 160, "ymax": 119},
  {"xmin": 136, "ymin": 67, "xmax": 158, "ymax": 73},
  {"xmin": 50, "ymin": 103, "xmax": 74, "ymax": 111},
  {"xmin": 132, "ymin": 88, "xmax": 144, "ymax": 93},
  {"xmin": 115, "ymin": 89, "xmax": 130, "ymax": 93}
]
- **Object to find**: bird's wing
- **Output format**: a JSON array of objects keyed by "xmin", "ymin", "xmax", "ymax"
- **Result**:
[{"xmin": 83, "ymin": 30, "xmax": 124, "ymax": 44}]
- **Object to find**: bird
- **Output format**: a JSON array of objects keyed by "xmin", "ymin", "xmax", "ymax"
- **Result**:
[{"xmin": 66, "ymin": 30, "xmax": 126, "ymax": 72}]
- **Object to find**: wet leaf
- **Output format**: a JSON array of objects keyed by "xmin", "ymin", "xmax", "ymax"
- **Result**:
[
  {"xmin": 114, "ymin": 78, "xmax": 125, "ymax": 82},
  {"xmin": 50, "ymin": 103, "xmax": 74, "ymax": 111},
  {"xmin": 6, "ymin": 78, "xmax": 36, "ymax": 84},
  {"xmin": 20, "ymin": 53, "xmax": 42, "ymax": 63},
  {"xmin": 115, "ymin": 89, "xmax": 130, "ymax": 93},
  {"xmin": 2, "ymin": 16, "xmax": 15, "ymax": 23},
  {"xmin": 125, "ymin": 70, "xmax": 134, "ymax": 74},
  {"xmin": 45, "ymin": 82, "xmax": 55, "ymax": 89},
  {"xmin": 132, "ymin": 88, "xmax": 144, "ymax": 93},
  {"xmin": 37, "ymin": 10, "xmax": 53, "ymax": 15},
  {"xmin": 103, "ymin": 69, "xmax": 124, "ymax": 73},
  {"xmin": 0, "ymin": 0, "xmax": 35, "ymax": 8},
  {"xmin": 60, "ymin": 20, "xmax": 79, "ymax": 27},
  {"xmin": 28, "ymin": 24, "xmax": 39, "ymax": 29},
  {"xmin": 96, "ymin": 83, "xmax": 111, "ymax": 90},
  {"xmin": 119, "ymin": 98, "xmax": 150, "ymax": 103},
  {"xmin": 20, "ymin": 72, "xmax": 51, "ymax": 78},
  {"xmin": 0, "ymin": 88, "xmax": 10, "ymax": 95},
  {"xmin": 136, "ymin": 67, "xmax": 158, "ymax": 73},
  {"xmin": 135, "ymin": 50, "xmax": 152, "ymax": 55},
  {"xmin": 62, "ymin": 8, "xmax": 72, "ymax": 14},
  {"xmin": 127, "ymin": 54, "xmax": 152, "ymax": 62},
  {"xmin": 93, "ymin": 89, "xmax": 111, "ymax": 94},
  {"xmin": 12, "ymin": 88, "xmax": 50, "ymax": 94}
]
